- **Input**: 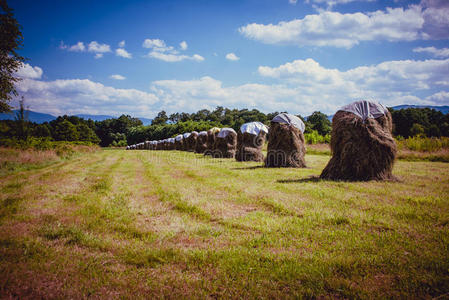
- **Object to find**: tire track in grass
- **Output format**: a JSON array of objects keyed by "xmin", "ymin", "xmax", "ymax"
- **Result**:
[
  {"xmin": 155, "ymin": 151, "xmax": 302, "ymax": 219},
  {"xmin": 0, "ymin": 151, "xmax": 109, "ymax": 226},
  {"xmin": 138, "ymin": 153, "xmax": 263, "ymax": 235}
]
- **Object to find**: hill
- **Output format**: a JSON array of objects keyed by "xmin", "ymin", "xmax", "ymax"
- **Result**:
[{"xmin": 0, "ymin": 110, "xmax": 152, "ymax": 125}]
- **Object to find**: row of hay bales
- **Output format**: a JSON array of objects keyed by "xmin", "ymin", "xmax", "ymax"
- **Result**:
[{"xmin": 126, "ymin": 100, "xmax": 397, "ymax": 181}]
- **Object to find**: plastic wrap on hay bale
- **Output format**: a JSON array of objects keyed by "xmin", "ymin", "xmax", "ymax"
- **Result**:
[
  {"xmin": 320, "ymin": 100, "xmax": 397, "ymax": 181},
  {"xmin": 182, "ymin": 133, "xmax": 191, "ymax": 151},
  {"xmin": 175, "ymin": 135, "xmax": 183, "ymax": 150},
  {"xmin": 186, "ymin": 131, "xmax": 198, "ymax": 152},
  {"xmin": 144, "ymin": 141, "xmax": 150, "ymax": 150},
  {"xmin": 265, "ymin": 113, "xmax": 306, "ymax": 168},
  {"xmin": 236, "ymin": 122, "xmax": 268, "ymax": 162},
  {"xmin": 215, "ymin": 128, "xmax": 237, "ymax": 158},
  {"xmin": 167, "ymin": 138, "xmax": 175, "ymax": 150},
  {"xmin": 204, "ymin": 127, "xmax": 221, "ymax": 156},
  {"xmin": 195, "ymin": 131, "xmax": 208, "ymax": 153}
]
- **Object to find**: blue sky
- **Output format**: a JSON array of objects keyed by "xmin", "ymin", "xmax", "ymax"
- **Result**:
[{"xmin": 9, "ymin": 0, "xmax": 449, "ymax": 118}]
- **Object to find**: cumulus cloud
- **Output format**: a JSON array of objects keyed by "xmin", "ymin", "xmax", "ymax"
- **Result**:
[
  {"xmin": 226, "ymin": 53, "xmax": 240, "ymax": 61},
  {"xmin": 115, "ymin": 48, "xmax": 132, "ymax": 58},
  {"xmin": 180, "ymin": 41, "xmax": 188, "ymax": 50},
  {"xmin": 60, "ymin": 40, "xmax": 111, "ymax": 58},
  {"xmin": 61, "ymin": 41, "xmax": 85, "ymax": 52},
  {"xmin": 118, "ymin": 40, "xmax": 125, "ymax": 47},
  {"xmin": 413, "ymin": 46, "xmax": 449, "ymax": 58},
  {"xmin": 14, "ymin": 60, "xmax": 449, "ymax": 118},
  {"xmin": 110, "ymin": 74, "xmax": 126, "ymax": 80},
  {"xmin": 239, "ymin": 2, "xmax": 449, "ymax": 48},
  {"xmin": 88, "ymin": 41, "xmax": 111, "ymax": 53},
  {"xmin": 15, "ymin": 63, "xmax": 43, "ymax": 79},
  {"xmin": 289, "ymin": 0, "xmax": 297, "ymax": 5},
  {"xmin": 15, "ymin": 75, "xmax": 159, "ymax": 117},
  {"xmin": 143, "ymin": 38, "xmax": 204, "ymax": 62},
  {"xmin": 306, "ymin": 0, "xmax": 375, "ymax": 10}
]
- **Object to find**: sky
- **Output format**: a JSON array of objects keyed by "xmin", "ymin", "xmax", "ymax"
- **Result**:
[{"xmin": 8, "ymin": 0, "xmax": 449, "ymax": 118}]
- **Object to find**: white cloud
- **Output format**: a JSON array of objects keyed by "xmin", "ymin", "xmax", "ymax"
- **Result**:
[
  {"xmin": 15, "ymin": 63, "xmax": 43, "ymax": 79},
  {"xmin": 180, "ymin": 41, "xmax": 188, "ymax": 50},
  {"xmin": 15, "ymin": 75, "xmax": 159, "ymax": 117},
  {"xmin": 426, "ymin": 91, "xmax": 449, "ymax": 104},
  {"xmin": 240, "ymin": 2, "xmax": 449, "ymax": 48},
  {"xmin": 142, "ymin": 39, "xmax": 166, "ymax": 49},
  {"xmin": 118, "ymin": 40, "xmax": 125, "ymax": 47},
  {"xmin": 88, "ymin": 41, "xmax": 111, "ymax": 53},
  {"xmin": 414, "ymin": 46, "xmax": 449, "ymax": 58},
  {"xmin": 143, "ymin": 38, "xmax": 204, "ymax": 62},
  {"xmin": 239, "ymin": 6, "xmax": 424, "ymax": 48},
  {"xmin": 14, "ymin": 61, "xmax": 449, "ymax": 118},
  {"xmin": 94, "ymin": 53, "xmax": 103, "ymax": 59},
  {"xmin": 115, "ymin": 48, "xmax": 132, "ymax": 58},
  {"xmin": 226, "ymin": 53, "xmax": 240, "ymax": 61},
  {"xmin": 66, "ymin": 42, "xmax": 85, "ymax": 52},
  {"xmin": 289, "ymin": 0, "xmax": 297, "ymax": 5},
  {"xmin": 110, "ymin": 74, "xmax": 126, "ymax": 80}
]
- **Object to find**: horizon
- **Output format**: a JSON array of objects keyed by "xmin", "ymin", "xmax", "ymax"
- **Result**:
[{"xmin": 7, "ymin": 0, "xmax": 449, "ymax": 119}]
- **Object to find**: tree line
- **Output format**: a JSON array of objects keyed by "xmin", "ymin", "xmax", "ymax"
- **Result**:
[{"xmin": 1, "ymin": 106, "xmax": 448, "ymax": 147}]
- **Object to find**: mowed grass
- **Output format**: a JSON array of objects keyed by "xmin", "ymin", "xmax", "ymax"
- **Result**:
[{"xmin": 0, "ymin": 149, "xmax": 448, "ymax": 298}]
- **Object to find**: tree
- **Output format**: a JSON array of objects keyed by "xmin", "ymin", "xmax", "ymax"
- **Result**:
[
  {"xmin": 0, "ymin": 0, "xmax": 25, "ymax": 112},
  {"xmin": 53, "ymin": 120, "xmax": 79, "ymax": 141},
  {"xmin": 307, "ymin": 111, "xmax": 331, "ymax": 136},
  {"xmin": 151, "ymin": 111, "xmax": 168, "ymax": 125},
  {"xmin": 14, "ymin": 96, "xmax": 28, "ymax": 139}
]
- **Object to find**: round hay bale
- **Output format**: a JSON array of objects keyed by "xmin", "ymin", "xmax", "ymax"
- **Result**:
[
  {"xmin": 195, "ymin": 131, "xmax": 208, "ymax": 153},
  {"xmin": 265, "ymin": 113, "xmax": 306, "ymax": 168},
  {"xmin": 236, "ymin": 122, "xmax": 268, "ymax": 162},
  {"xmin": 126, "ymin": 146, "xmax": 130, "ymax": 150},
  {"xmin": 167, "ymin": 138, "xmax": 175, "ymax": 150},
  {"xmin": 204, "ymin": 127, "xmax": 220, "ymax": 156},
  {"xmin": 144, "ymin": 141, "xmax": 150, "ymax": 150},
  {"xmin": 175, "ymin": 135, "xmax": 183, "ymax": 150},
  {"xmin": 182, "ymin": 133, "xmax": 191, "ymax": 151},
  {"xmin": 186, "ymin": 131, "xmax": 198, "ymax": 152},
  {"xmin": 320, "ymin": 100, "xmax": 397, "ymax": 181},
  {"xmin": 215, "ymin": 128, "xmax": 237, "ymax": 158}
]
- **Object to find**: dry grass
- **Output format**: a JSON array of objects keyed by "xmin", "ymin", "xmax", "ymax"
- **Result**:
[{"xmin": 0, "ymin": 149, "xmax": 448, "ymax": 298}]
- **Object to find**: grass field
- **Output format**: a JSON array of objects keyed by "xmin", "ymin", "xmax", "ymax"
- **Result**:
[{"xmin": 1, "ymin": 148, "xmax": 449, "ymax": 298}]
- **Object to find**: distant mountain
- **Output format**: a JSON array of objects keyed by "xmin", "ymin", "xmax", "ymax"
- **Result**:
[
  {"xmin": 391, "ymin": 105, "xmax": 449, "ymax": 114},
  {"xmin": 0, "ymin": 110, "xmax": 56, "ymax": 123},
  {"xmin": 0, "ymin": 110, "xmax": 153, "ymax": 125}
]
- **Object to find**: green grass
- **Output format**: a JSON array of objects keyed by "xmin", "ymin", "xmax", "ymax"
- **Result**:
[{"xmin": 0, "ymin": 149, "xmax": 448, "ymax": 298}]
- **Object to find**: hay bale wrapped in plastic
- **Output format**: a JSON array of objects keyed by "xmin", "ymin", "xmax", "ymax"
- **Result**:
[
  {"xmin": 182, "ymin": 133, "xmax": 191, "ymax": 151},
  {"xmin": 151, "ymin": 141, "xmax": 157, "ymax": 150},
  {"xmin": 215, "ymin": 128, "xmax": 237, "ymax": 158},
  {"xmin": 167, "ymin": 138, "xmax": 175, "ymax": 150},
  {"xmin": 320, "ymin": 100, "xmax": 397, "ymax": 181},
  {"xmin": 126, "ymin": 146, "xmax": 130, "ymax": 150},
  {"xmin": 144, "ymin": 141, "xmax": 150, "ymax": 150},
  {"xmin": 236, "ymin": 122, "xmax": 269, "ymax": 162},
  {"xmin": 265, "ymin": 113, "xmax": 306, "ymax": 168},
  {"xmin": 175, "ymin": 135, "xmax": 183, "ymax": 150},
  {"xmin": 195, "ymin": 131, "xmax": 208, "ymax": 153},
  {"xmin": 186, "ymin": 131, "xmax": 198, "ymax": 152},
  {"xmin": 204, "ymin": 127, "xmax": 221, "ymax": 156}
]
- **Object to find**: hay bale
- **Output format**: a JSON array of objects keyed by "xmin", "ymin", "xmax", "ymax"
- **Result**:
[
  {"xmin": 144, "ymin": 141, "xmax": 150, "ymax": 150},
  {"xmin": 215, "ymin": 128, "xmax": 237, "ymax": 158},
  {"xmin": 175, "ymin": 135, "xmax": 183, "ymax": 150},
  {"xmin": 181, "ymin": 133, "xmax": 191, "ymax": 151},
  {"xmin": 186, "ymin": 131, "xmax": 198, "ymax": 152},
  {"xmin": 204, "ymin": 127, "xmax": 220, "ymax": 156},
  {"xmin": 265, "ymin": 113, "xmax": 306, "ymax": 168},
  {"xmin": 320, "ymin": 100, "xmax": 397, "ymax": 181},
  {"xmin": 236, "ymin": 122, "xmax": 268, "ymax": 162},
  {"xmin": 195, "ymin": 131, "xmax": 208, "ymax": 153},
  {"xmin": 167, "ymin": 138, "xmax": 175, "ymax": 150}
]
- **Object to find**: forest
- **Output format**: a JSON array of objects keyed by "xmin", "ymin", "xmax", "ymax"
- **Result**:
[{"xmin": 0, "ymin": 105, "xmax": 448, "ymax": 148}]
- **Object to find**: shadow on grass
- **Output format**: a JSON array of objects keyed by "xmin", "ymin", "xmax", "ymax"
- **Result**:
[
  {"xmin": 277, "ymin": 176, "xmax": 321, "ymax": 183},
  {"xmin": 231, "ymin": 165, "xmax": 265, "ymax": 170}
]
